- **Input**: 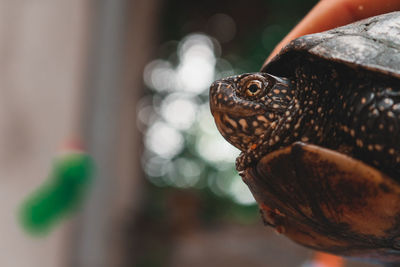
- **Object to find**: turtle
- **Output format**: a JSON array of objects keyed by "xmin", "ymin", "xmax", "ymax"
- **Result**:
[{"xmin": 209, "ymin": 11, "xmax": 400, "ymax": 264}]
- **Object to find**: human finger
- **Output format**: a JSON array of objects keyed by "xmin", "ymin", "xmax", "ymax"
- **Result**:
[{"xmin": 264, "ymin": 0, "xmax": 400, "ymax": 66}]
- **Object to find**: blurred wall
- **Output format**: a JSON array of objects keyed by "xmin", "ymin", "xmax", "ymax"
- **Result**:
[
  {"xmin": 0, "ymin": 0, "xmax": 161, "ymax": 266},
  {"xmin": 0, "ymin": 1, "xmax": 91, "ymax": 267},
  {"xmin": 71, "ymin": 0, "xmax": 160, "ymax": 267}
]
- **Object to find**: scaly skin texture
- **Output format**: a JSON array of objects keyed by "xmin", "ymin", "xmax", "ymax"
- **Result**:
[
  {"xmin": 210, "ymin": 73, "xmax": 296, "ymax": 170},
  {"xmin": 209, "ymin": 12, "xmax": 400, "ymax": 263},
  {"xmin": 210, "ymin": 56, "xmax": 400, "ymax": 178},
  {"xmin": 296, "ymin": 57, "xmax": 400, "ymax": 180}
]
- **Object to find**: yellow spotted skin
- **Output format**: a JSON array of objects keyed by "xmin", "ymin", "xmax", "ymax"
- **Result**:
[
  {"xmin": 209, "ymin": 12, "xmax": 400, "ymax": 262},
  {"xmin": 295, "ymin": 58, "xmax": 400, "ymax": 180},
  {"xmin": 210, "ymin": 55, "xmax": 400, "ymax": 179},
  {"xmin": 210, "ymin": 73, "xmax": 293, "ymax": 154},
  {"xmin": 209, "ymin": 60, "xmax": 400, "ymax": 261}
]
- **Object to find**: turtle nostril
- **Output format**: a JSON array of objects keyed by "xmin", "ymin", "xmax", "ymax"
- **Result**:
[
  {"xmin": 209, "ymin": 80, "xmax": 235, "ymax": 111},
  {"xmin": 210, "ymin": 81, "xmax": 231, "ymax": 93},
  {"xmin": 210, "ymin": 81, "xmax": 218, "ymax": 90}
]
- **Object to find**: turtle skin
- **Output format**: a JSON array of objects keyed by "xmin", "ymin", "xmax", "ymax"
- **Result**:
[{"xmin": 209, "ymin": 11, "xmax": 400, "ymax": 264}]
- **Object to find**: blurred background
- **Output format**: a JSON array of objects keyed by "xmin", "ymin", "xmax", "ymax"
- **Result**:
[{"xmin": 0, "ymin": 0, "xmax": 381, "ymax": 267}]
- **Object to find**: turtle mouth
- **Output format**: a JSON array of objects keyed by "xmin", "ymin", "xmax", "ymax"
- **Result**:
[
  {"xmin": 211, "ymin": 107, "xmax": 266, "ymax": 118},
  {"xmin": 212, "ymin": 111, "xmax": 264, "ymax": 151}
]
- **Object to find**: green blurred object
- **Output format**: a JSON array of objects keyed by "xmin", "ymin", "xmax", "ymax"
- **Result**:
[{"xmin": 19, "ymin": 152, "xmax": 93, "ymax": 235}]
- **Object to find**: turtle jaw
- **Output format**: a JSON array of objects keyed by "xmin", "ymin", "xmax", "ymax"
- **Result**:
[
  {"xmin": 212, "ymin": 111, "xmax": 273, "ymax": 151},
  {"xmin": 210, "ymin": 79, "xmax": 276, "ymax": 152}
]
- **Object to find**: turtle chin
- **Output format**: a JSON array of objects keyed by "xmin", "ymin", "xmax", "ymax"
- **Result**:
[{"xmin": 212, "ymin": 111, "xmax": 276, "ymax": 152}]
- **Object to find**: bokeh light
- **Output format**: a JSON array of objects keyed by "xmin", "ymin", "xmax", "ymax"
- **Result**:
[
  {"xmin": 140, "ymin": 30, "xmax": 252, "ymax": 205},
  {"xmin": 167, "ymin": 157, "xmax": 203, "ymax": 188},
  {"xmin": 229, "ymin": 176, "xmax": 256, "ymax": 205},
  {"xmin": 161, "ymin": 93, "xmax": 198, "ymax": 130},
  {"xmin": 176, "ymin": 34, "xmax": 216, "ymax": 94},
  {"xmin": 145, "ymin": 121, "xmax": 184, "ymax": 159},
  {"xmin": 143, "ymin": 155, "xmax": 171, "ymax": 182},
  {"xmin": 143, "ymin": 59, "xmax": 176, "ymax": 92}
]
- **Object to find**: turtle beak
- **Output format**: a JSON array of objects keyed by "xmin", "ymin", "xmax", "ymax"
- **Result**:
[
  {"xmin": 209, "ymin": 80, "xmax": 265, "ymax": 117},
  {"xmin": 209, "ymin": 80, "xmax": 232, "ymax": 117}
]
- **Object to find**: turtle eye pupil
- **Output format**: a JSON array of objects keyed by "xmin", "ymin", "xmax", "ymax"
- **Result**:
[
  {"xmin": 248, "ymin": 84, "xmax": 259, "ymax": 93},
  {"xmin": 245, "ymin": 80, "xmax": 263, "ymax": 97}
]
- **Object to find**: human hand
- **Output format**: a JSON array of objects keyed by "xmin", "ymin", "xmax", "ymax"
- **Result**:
[{"xmin": 263, "ymin": 0, "xmax": 400, "ymax": 68}]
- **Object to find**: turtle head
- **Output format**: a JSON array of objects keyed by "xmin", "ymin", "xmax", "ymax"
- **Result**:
[{"xmin": 210, "ymin": 72, "xmax": 294, "ymax": 152}]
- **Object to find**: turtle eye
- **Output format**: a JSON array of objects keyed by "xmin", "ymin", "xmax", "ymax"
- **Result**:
[{"xmin": 245, "ymin": 80, "xmax": 263, "ymax": 97}]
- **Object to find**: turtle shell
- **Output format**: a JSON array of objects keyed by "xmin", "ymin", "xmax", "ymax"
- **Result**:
[
  {"xmin": 262, "ymin": 11, "xmax": 400, "ymax": 79},
  {"xmin": 242, "ymin": 142, "xmax": 400, "ymax": 263},
  {"xmin": 240, "ymin": 12, "xmax": 400, "ymax": 263}
]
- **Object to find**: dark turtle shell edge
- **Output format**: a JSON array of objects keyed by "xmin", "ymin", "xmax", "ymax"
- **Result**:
[{"xmin": 262, "ymin": 12, "xmax": 400, "ymax": 79}]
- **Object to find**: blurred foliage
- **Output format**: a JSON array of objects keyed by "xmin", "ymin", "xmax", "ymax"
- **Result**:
[
  {"xmin": 143, "ymin": 0, "xmax": 316, "ymax": 205},
  {"xmin": 137, "ymin": 0, "xmax": 316, "ymax": 265}
]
